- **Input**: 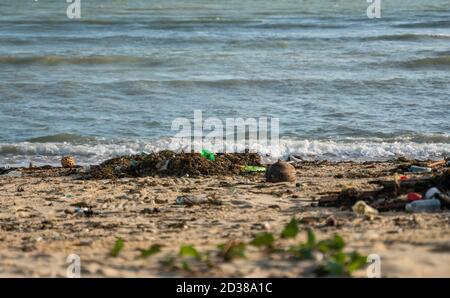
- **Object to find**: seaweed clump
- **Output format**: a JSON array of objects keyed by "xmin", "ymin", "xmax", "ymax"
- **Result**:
[{"xmin": 87, "ymin": 150, "xmax": 262, "ymax": 179}]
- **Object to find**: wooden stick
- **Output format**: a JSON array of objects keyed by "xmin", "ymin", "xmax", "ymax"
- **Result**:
[{"xmin": 428, "ymin": 160, "xmax": 446, "ymax": 168}]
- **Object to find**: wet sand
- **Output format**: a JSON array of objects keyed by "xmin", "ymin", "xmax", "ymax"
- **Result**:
[{"xmin": 0, "ymin": 161, "xmax": 449, "ymax": 277}]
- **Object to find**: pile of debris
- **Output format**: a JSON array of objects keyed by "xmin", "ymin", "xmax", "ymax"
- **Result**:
[
  {"xmin": 87, "ymin": 150, "xmax": 262, "ymax": 179},
  {"xmin": 319, "ymin": 158, "xmax": 450, "ymax": 213}
]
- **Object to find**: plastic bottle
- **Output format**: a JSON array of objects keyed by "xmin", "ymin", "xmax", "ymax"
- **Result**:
[
  {"xmin": 405, "ymin": 198, "xmax": 441, "ymax": 213},
  {"xmin": 424, "ymin": 187, "xmax": 441, "ymax": 200},
  {"xmin": 409, "ymin": 165, "xmax": 432, "ymax": 173},
  {"xmin": 201, "ymin": 149, "xmax": 215, "ymax": 161}
]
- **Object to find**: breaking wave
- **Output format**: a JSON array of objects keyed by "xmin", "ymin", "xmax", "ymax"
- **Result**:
[{"xmin": 1, "ymin": 137, "xmax": 449, "ymax": 167}]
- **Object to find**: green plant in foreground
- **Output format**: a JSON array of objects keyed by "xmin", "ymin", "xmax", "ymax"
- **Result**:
[
  {"xmin": 177, "ymin": 244, "xmax": 216, "ymax": 271},
  {"xmin": 317, "ymin": 250, "xmax": 367, "ymax": 277},
  {"xmin": 179, "ymin": 245, "xmax": 202, "ymax": 260},
  {"xmin": 110, "ymin": 238, "xmax": 124, "ymax": 257},
  {"xmin": 250, "ymin": 232, "xmax": 275, "ymax": 249},
  {"xmin": 151, "ymin": 218, "xmax": 367, "ymax": 276},
  {"xmin": 138, "ymin": 244, "xmax": 162, "ymax": 259},
  {"xmin": 289, "ymin": 229, "xmax": 367, "ymax": 277},
  {"xmin": 281, "ymin": 218, "xmax": 299, "ymax": 239},
  {"xmin": 160, "ymin": 256, "xmax": 176, "ymax": 268},
  {"xmin": 218, "ymin": 241, "xmax": 246, "ymax": 262}
]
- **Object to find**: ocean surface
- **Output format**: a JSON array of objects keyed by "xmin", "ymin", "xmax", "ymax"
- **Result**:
[{"xmin": 1, "ymin": 0, "xmax": 449, "ymax": 166}]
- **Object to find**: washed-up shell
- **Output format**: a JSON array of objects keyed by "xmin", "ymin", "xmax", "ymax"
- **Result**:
[
  {"xmin": 352, "ymin": 200, "xmax": 378, "ymax": 216},
  {"xmin": 61, "ymin": 156, "xmax": 76, "ymax": 168}
]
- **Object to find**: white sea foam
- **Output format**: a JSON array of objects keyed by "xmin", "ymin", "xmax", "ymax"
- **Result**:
[{"xmin": 1, "ymin": 137, "xmax": 449, "ymax": 167}]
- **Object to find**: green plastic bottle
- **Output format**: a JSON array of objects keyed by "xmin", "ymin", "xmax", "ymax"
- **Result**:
[{"xmin": 201, "ymin": 149, "xmax": 215, "ymax": 161}]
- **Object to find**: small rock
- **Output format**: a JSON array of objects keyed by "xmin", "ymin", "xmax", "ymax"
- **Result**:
[
  {"xmin": 265, "ymin": 161, "xmax": 296, "ymax": 183},
  {"xmin": 325, "ymin": 216, "xmax": 337, "ymax": 227},
  {"xmin": 140, "ymin": 207, "xmax": 160, "ymax": 214}
]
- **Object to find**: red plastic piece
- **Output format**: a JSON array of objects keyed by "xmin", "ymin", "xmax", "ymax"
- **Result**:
[{"xmin": 407, "ymin": 192, "xmax": 423, "ymax": 202}]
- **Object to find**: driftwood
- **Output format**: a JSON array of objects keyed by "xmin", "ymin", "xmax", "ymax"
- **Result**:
[
  {"xmin": 318, "ymin": 189, "xmax": 380, "ymax": 208},
  {"xmin": 369, "ymin": 177, "xmax": 435, "ymax": 194},
  {"xmin": 428, "ymin": 160, "xmax": 446, "ymax": 168},
  {"xmin": 372, "ymin": 200, "xmax": 407, "ymax": 212}
]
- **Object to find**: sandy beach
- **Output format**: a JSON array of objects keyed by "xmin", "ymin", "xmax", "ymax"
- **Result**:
[{"xmin": 1, "ymin": 159, "xmax": 449, "ymax": 278}]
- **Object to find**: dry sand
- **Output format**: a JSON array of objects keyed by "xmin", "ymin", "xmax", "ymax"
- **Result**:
[{"xmin": 0, "ymin": 161, "xmax": 449, "ymax": 277}]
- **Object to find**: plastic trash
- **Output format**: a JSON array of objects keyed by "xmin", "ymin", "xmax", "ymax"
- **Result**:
[
  {"xmin": 200, "ymin": 149, "xmax": 215, "ymax": 161},
  {"xmin": 288, "ymin": 155, "xmax": 303, "ymax": 163},
  {"xmin": 75, "ymin": 207, "xmax": 88, "ymax": 213},
  {"xmin": 424, "ymin": 187, "xmax": 441, "ymax": 200},
  {"xmin": 409, "ymin": 165, "xmax": 432, "ymax": 173},
  {"xmin": 130, "ymin": 160, "xmax": 138, "ymax": 168},
  {"xmin": 242, "ymin": 165, "xmax": 266, "ymax": 173},
  {"xmin": 156, "ymin": 160, "xmax": 170, "ymax": 172},
  {"xmin": 352, "ymin": 200, "xmax": 378, "ymax": 216},
  {"xmin": 407, "ymin": 192, "xmax": 423, "ymax": 202},
  {"xmin": 405, "ymin": 198, "xmax": 441, "ymax": 213},
  {"xmin": 176, "ymin": 195, "xmax": 206, "ymax": 206},
  {"xmin": 74, "ymin": 207, "xmax": 94, "ymax": 217}
]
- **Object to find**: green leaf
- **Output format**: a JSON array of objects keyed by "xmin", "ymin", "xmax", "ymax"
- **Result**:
[
  {"xmin": 160, "ymin": 256, "xmax": 175, "ymax": 268},
  {"xmin": 323, "ymin": 259, "xmax": 348, "ymax": 277},
  {"xmin": 138, "ymin": 244, "xmax": 162, "ymax": 259},
  {"xmin": 110, "ymin": 238, "xmax": 124, "ymax": 257},
  {"xmin": 181, "ymin": 261, "xmax": 192, "ymax": 271},
  {"xmin": 250, "ymin": 232, "xmax": 275, "ymax": 248},
  {"xmin": 179, "ymin": 245, "xmax": 201, "ymax": 259},
  {"xmin": 297, "ymin": 245, "xmax": 314, "ymax": 260},
  {"xmin": 218, "ymin": 242, "xmax": 246, "ymax": 261},
  {"xmin": 281, "ymin": 218, "xmax": 299, "ymax": 239},
  {"xmin": 347, "ymin": 251, "xmax": 368, "ymax": 273},
  {"xmin": 306, "ymin": 229, "xmax": 316, "ymax": 248},
  {"xmin": 332, "ymin": 251, "xmax": 347, "ymax": 265},
  {"xmin": 317, "ymin": 235, "xmax": 345, "ymax": 253}
]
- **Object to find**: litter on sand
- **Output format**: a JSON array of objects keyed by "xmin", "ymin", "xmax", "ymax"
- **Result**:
[
  {"xmin": 87, "ymin": 151, "xmax": 262, "ymax": 179},
  {"xmin": 352, "ymin": 201, "xmax": 379, "ymax": 216},
  {"xmin": 319, "ymin": 159, "xmax": 450, "ymax": 213}
]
